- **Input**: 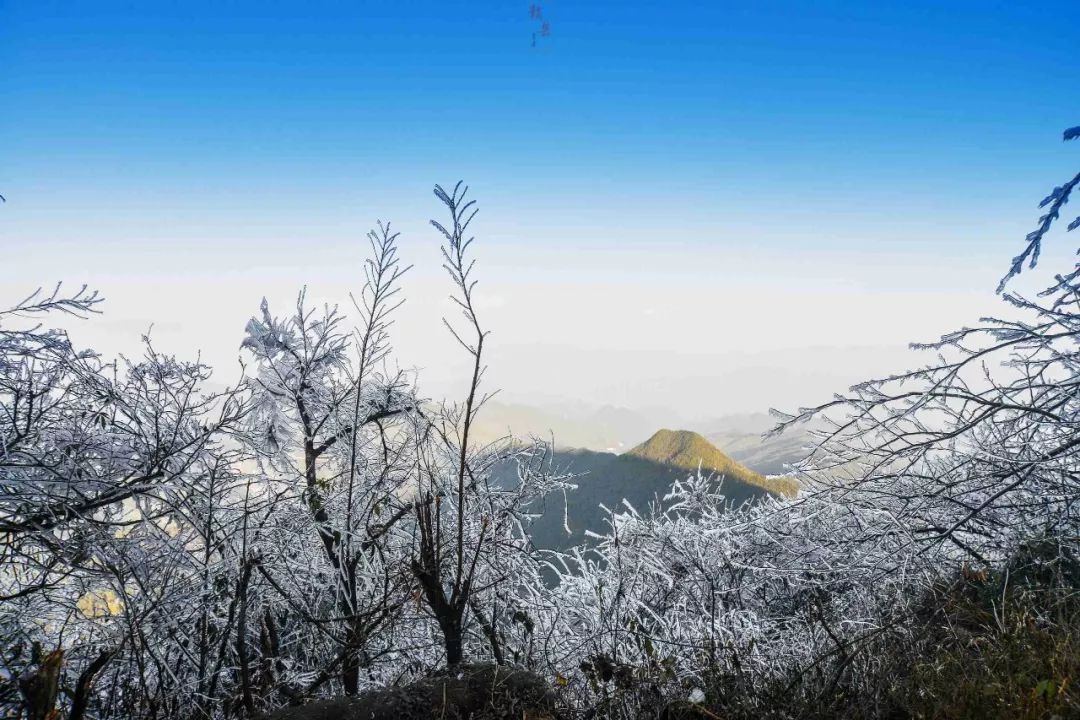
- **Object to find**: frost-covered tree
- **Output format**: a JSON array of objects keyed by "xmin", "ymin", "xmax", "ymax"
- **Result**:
[
  {"xmin": 775, "ymin": 124, "xmax": 1080, "ymax": 565},
  {"xmin": 239, "ymin": 223, "xmax": 420, "ymax": 699},
  {"xmin": 408, "ymin": 183, "xmax": 570, "ymax": 668},
  {"xmin": 0, "ymin": 285, "xmax": 249, "ymax": 719}
]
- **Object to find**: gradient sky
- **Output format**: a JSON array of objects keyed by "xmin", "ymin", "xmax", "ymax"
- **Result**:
[{"xmin": 3, "ymin": 1, "xmax": 1079, "ymax": 420}]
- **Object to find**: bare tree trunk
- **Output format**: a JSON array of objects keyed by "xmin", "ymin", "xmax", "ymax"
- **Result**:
[{"xmin": 69, "ymin": 649, "xmax": 115, "ymax": 720}]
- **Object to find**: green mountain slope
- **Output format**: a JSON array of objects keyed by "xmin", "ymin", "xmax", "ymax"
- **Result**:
[
  {"xmin": 626, "ymin": 429, "xmax": 799, "ymax": 497},
  {"xmin": 505, "ymin": 430, "xmax": 798, "ymax": 552}
]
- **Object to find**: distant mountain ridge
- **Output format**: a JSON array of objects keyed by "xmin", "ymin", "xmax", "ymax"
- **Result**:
[
  {"xmin": 469, "ymin": 401, "xmax": 658, "ymax": 453},
  {"xmin": 471, "ymin": 401, "xmax": 813, "ymax": 476}
]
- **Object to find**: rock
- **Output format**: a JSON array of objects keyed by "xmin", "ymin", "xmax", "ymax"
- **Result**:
[{"xmin": 266, "ymin": 663, "xmax": 561, "ymax": 720}]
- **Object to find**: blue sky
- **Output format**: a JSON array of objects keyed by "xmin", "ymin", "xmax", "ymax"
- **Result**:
[{"xmin": 3, "ymin": 0, "xmax": 1079, "ymax": 418}]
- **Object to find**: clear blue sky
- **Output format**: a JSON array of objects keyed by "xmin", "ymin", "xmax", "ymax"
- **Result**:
[
  {"xmin": 3, "ymin": 1, "xmax": 1079, "ymax": 418},
  {"xmin": 3, "ymin": 1, "xmax": 1077, "ymax": 218}
]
